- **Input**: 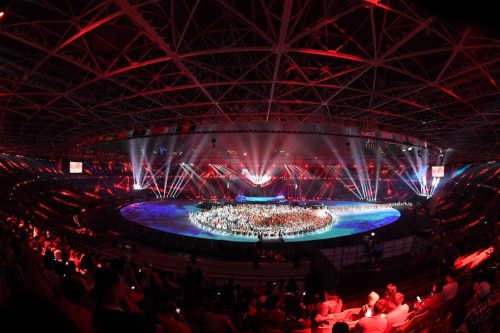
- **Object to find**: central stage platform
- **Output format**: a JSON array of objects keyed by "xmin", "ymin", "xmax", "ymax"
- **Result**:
[
  {"xmin": 236, "ymin": 194, "xmax": 286, "ymax": 203},
  {"xmin": 120, "ymin": 199, "xmax": 401, "ymax": 243}
]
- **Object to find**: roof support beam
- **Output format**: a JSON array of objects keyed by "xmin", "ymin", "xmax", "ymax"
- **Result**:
[
  {"xmin": 114, "ymin": 0, "xmax": 232, "ymax": 123},
  {"xmin": 266, "ymin": 0, "xmax": 293, "ymax": 122}
]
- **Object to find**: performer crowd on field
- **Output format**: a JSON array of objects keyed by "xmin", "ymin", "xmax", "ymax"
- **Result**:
[
  {"xmin": 189, "ymin": 204, "xmax": 337, "ymax": 238},
  {"xmin": 189, "ymin": 202, "xmax": 412, "ymax": 239}
]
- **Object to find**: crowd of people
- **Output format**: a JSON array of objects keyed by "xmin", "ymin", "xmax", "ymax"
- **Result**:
[
  {"xmin": 0, "ymin": 158, "xmax": 498, "ymax": 332},
  {"xmin": 328, "ymin": 202, "xmax": 413, "ymax": 213},
  {"xmin": 189, "ymin": 204, "xmax": 338, "ymax": 238},
  {"xmin": 1, "ymin": 206, "xmax": 498, "ymax": 333},
  {"xmin": 189, "ymin": 202, "xmax": 413, "ymax": 239}
]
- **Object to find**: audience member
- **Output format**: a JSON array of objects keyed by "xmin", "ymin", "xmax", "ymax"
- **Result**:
[
  {"xmin": 0, "ymin": 158, "xmax": 497, "ymax": 333},
  {"xmin": 332, "ymin": 321, "xmax": 350, "ymax": 333},
  {"xmin": 92, "ymin": 268, "xmax": 158, "ymax": 333},
  {"xmin": 0, "ymin": 290, "xmax": 80, "ymax": 333},
  {"xmin": 356, "ymin": 291, "xmax": 379, "ymax": 319},
  {"xmin": 21, "ymin": 242, "xmax": 56, "ymax": 300},
  {"xmin": 313, "ymin": 288, "xmax": 342, "ymax": 327},
  {"xmin": 414, "ymin": 279, "xmax": 445, "ymax": 313},
  {"xmin": 385, "ymin": 292, "xmax": 409, "ymax": 327},
  {"xmin": 205, "ymin": 300, "xmax": 238, "ymax": 333},
  {"xmin": 276, "ymin": 292, "xmax": 311, "ymax": 331},
  {"xmin": 58, "ymin": 274, "xmax": 95, "ymax": 333},
  {"xmin": 155, "ymin": 300, "xmax": 191, "ymax": 333},
  {"xmin": 382, "ymin": 283, "xmax": 398, "ymax": 312},
  {"xmin": 353, "ymin": 299, "xmax": 389, "ymax": 333},
  {"xmin": 446, "ymin": 303, "xmax": 468, "ymax": 333},
  {"xmin": 442, "ymin": 271, "xmax": 458, "ymax": 301},
  {"xmin": 464, "ymin": 281, "xmax": 491, "ymax": 333}
]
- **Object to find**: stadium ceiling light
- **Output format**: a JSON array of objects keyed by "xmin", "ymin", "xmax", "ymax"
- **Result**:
[{"xmin": 0, "ymin": 0, "xmax": 12, "ymax": 18}]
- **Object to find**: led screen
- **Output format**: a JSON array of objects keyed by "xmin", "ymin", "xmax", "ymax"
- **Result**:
[
  {"xmin": 431, "ymin": 166, "xmax": 444, "ymax": 178},
  {"xmin": 69, "ymin": 161, "xmax": 83, "ymax": 174}
]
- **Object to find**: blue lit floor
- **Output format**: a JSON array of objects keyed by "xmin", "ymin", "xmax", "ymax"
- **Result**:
[{"xmin": 120, "ymin": 200, "xmax": 401, "ymax": 243}]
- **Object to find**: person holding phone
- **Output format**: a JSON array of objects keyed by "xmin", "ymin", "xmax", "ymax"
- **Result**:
[
  {"xmin": 414, "ymin": 279, "xmax": 445, "ymax": 313},
  {"xmin": 155, "ymin": 300, "xmax": 191, "ymax": 333}
]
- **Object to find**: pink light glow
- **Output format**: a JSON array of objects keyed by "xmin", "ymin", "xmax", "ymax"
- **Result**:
[
  {"xmin": 241, "ymin": 168, "xmax": 273, "ymax": 187},
  {"xmin": 454, "ymin": 247, "xmax": 494, "ymax": 271}
]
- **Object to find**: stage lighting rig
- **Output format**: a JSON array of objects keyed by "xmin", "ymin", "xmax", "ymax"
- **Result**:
[{"xmin": 0, "ymin": 0, "xmax": 12, "ymax": 19}]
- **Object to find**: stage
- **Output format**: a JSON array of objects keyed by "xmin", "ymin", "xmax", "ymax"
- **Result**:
[{"xmin": 120, "ymin": 200, "xmax": 401, "ymax": 243}]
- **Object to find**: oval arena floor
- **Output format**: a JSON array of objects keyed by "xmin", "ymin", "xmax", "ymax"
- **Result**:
[
  {"xmin": 85, "ymin": 198, "xmax": 432, "ymax": 291},
  {"xmin": 119, "ymin": 199, "xmax": 401, "ymax": 242}
]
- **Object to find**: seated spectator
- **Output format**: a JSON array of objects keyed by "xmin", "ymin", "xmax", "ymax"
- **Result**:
[
  {"xmin": 355, "ymin": 291, "xmax": 379, "ymax": 319},
  {"xmin": 353, "ymin": 299, "xmax": 389, "ymax": 333},
  {"xmin": 92, "ymin": 268, "xmax": 158, "ymax": 333},
  {"xmin": 385, "ymin": 292, "xmax": 409, "ymax": 327},
  {"xmin": 488, "ymin": 285, "xmax": 500, "ymax": 307},
  {"xmin": 445, "ymin": 303, "xmax": 468, "ymax": 333},
  {"xmin": 465, "ymin": 281, "xmax": 491, "ymax": 333},
  {"xmin": 382, "ymin": 284, "xmax": 398, "ymax": 312},
  {"xmin": 205, "ymin": 300, "xmax": 238, "ymax": 333},
  {"xmin": 278, "ymin": 292, "xmax": 311, "ymax": 331},
  {"xmin": 239, "ymin": 297, "xmax": 260, "ymax": 333},
  {"xmin": 22, "ymin": 244, "xmax": 56, "ymax": 300},
  {"xmin": 260, "ymin": 295, "xmax": 286, "ymax": 330},
  {"xmin": 332, "ymin": 321, "xmax": 350, "ymax": 333},
  {"xmin": 155, "ymin": 300, "xmax": 191, "ymax": 333},
  {"xmin": 58, "ymin": 274, "xmax": 95, "ymax": 333},
  {"xmin": 0, "ymin": 290, "xmax": 80, "ymax": 333},
  {"xmin": 313, "ymin": 288, "xmax": 342, "ymax": 327},
  {"xmin": 0, "ymin": 239, "xmax": 21, "ymax": 309},
  {"xmin": 414, "ymin": 279, "xmax": 445, "ymax": 313},
  {"xmin": 112, "ymin": 256, "xmax": 145, "ymax": 315},
  {"xmin": 442, "ymin": 271, "xmax": 458, "ymax": 301}
]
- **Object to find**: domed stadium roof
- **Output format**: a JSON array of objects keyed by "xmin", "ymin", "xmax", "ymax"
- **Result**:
[{"xmin": 0, "ymin": 0, "xmax": 499, "ymax": 162}]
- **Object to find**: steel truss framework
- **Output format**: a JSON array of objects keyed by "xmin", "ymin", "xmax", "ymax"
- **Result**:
[{"xmin": 0, "ymin": 0, "xmax": 499, "ymax": 161}]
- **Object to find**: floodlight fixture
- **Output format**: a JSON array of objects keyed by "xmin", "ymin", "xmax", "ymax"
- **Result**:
[{"xmin": 0, "ymin": 0, "xmax": 10, "ymax": 19}]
